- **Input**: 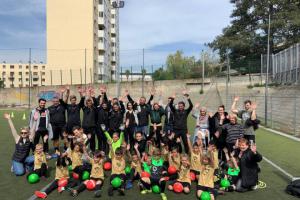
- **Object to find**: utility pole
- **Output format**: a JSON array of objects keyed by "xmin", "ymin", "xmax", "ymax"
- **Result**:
[
  {"xmin": 201, "ymin": 50, "xmax": 205, "ymax": 92},
  {"xmin": 84, "ymin": 48, "xmax": 87, "ymax": 89},
  {"xmin": 28, "ymin": 48, "xmax": 31, "ymax": 109},
  {"xmin": 265, "ymin": 12, "xmax": 271, "ymax": 126},
  {"xmin": 226, "ymin": 53, "xmax": 230, "ymax": 108}
]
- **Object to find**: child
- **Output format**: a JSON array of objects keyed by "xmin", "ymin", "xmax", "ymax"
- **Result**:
[
  {"xmin": 101, "ymin": 124, "xmax": 124, "ymax": 157},
  {"xmin": 168, "ymin": 146, "xmax": 181, "ymax": 180},
  {"xmin": 108, "ymin": 144, "xmax": 126, "ymax": 196},
  {"xmin": 223, "ymin": 147, "xmax": 240, "ymax": 191},
  {"xmin": 208, "ymin": 141, "xmax": 219, "ymax": 170},
  {"xmin": 197, "ymin": 151, "xmax": 216, "ymax": 200},
  {"xmin": 140, "ymin": 148, "xmax": 168, "ymax": 200},
  {"xmin": 35, "ymin": 155, "xmax": 73, "ymax": 199},
  {"xmin": 67, "ymin": 141, "xmax": 85, "ymax": 180},
  {"xmin": 187, "ymin": 134, "xmax": 202, "ymax": 180},
  {"xmin": 30, "ymin": 144, "xmax": 50, "ymax": 178},
  {"xmin": 126, "ymin": 143, "xmax": 142, "ymax": 189},
  {"xmin": 168, "ymin": 154, "xmax": 191, "ymax": 194},
  {"xmin": 70, "ymin": 149, "xmax": 104, "ymax": 197},
  {"xmin": 134, "ymin": 132, "xmax": 147, "ymax": 156}
]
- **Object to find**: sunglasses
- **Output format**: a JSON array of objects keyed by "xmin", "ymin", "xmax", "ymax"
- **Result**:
[{"xmin": 20, "ymin": 131, "xmax": 28, "ymax": 135}]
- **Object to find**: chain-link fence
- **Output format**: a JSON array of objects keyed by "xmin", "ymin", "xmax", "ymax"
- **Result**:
[{"xmin": 261, "ymin": 43, "xmax": 300, "ymax": 85}]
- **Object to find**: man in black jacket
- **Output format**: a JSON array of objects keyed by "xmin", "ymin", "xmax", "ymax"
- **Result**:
[
  {"xmin": 169, "ymin": 90, "xmax": 193, "ymax": 154},
  {"xmin": 126, "ymin": 90, "xmax": 153, "ymax": 138},
  {"xmin": 48, "ymin": 96, "xmax": 66, "ymax": 151},
  {"xmin": 164, "ymin": 97, "xmax": 174, "ymax": 134}
]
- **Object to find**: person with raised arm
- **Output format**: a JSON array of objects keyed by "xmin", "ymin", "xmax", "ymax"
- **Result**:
[
  {"xmin": 5, "ymin": 113, "xmax": 35, "ymax": 176},
  {"xmin": 169, "ymin": 90, "xmax": 193, "ymax": 154}
]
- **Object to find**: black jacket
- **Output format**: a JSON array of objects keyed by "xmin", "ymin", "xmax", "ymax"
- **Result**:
[
  {"xmin": 169, "ymin": 98, "xmax": 193, "ymax": 130},
  {"xmin": 81, "ymin": 97, "xmax": 98, "ymax": 128},
  {"xmin": 108, "ymin": 101, "xmax": 125, "ymax": 131},
  {"xmin": 238, "ymin": 148, "xmax": 262, "ymax": 188},
  {"xmin": 127, "ymin": 95, "xmax": 153, "ymax": 126},
  {"xmin": 60, "ymin": 97, "xmax": 84, "ymax": 127},
  {"xmin": 97, "ymin": 107, "xmax": 109, "ymax": 127},
  {"xmin": 48, "ymin": 104, "xmax": 66, "ymax": 127}
]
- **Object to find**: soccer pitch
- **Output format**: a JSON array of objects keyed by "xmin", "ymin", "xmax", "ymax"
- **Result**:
[{"xmin": 0, "ymin": 109, "xmax": 299, "ymax": 200}]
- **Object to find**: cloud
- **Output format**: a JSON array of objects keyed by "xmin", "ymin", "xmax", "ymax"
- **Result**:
[{"xmin": 120, "ymin": 0, "xmax": 233, "ymax": 50}]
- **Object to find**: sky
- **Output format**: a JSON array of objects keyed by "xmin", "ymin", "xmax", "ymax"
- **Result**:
[{"xmin": 0, "ymin": 0, "xmax": 233, "ymax": 71}]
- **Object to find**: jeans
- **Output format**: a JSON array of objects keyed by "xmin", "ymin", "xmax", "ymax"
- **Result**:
[{"xmin": 12, "ymin": 156, "xmax": 34, "ymax": 176}]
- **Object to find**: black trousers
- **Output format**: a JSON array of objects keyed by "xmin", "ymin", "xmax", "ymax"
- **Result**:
[
  {"xmin": 34, "ymin": 130, "xmax": 49, "ymax": 153},
  {"xmin": 96, "ymin": 128, "xmax": 108, "ymax": 153},
  {"xmin": 148, "ymin": 126, "xmax": 162, "ymax": 148},
  {"xmin": 174, "ymin": 129, "xmax": 189, "ymax": 154},
  {"xmin": 34, "ymin": 163, "xmax": 48, "ymax": 177},
  {"xmin": 44, "ymin": 179, "xmax": 78, "ymax": 195},
  {"xmin": 125, "ymin": 126, "xmax": 135, "ymax": 148}
]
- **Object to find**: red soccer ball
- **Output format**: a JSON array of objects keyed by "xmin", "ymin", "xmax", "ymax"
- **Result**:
[
  {"xmin": 173, "ymin": 182, "xmax": 183, "ymax": 193},
  {"xmin": 58, "ymin": 178, "xmax": 68, "ymax": 187},
  {"xmin": 141, "ymin": 171, "xmax": 151, "ymax": 178},
  {"xmin": 72, "ymin": 172, "xmax": 79, "ymax": 179},
  {"xmin": 103, "ymin": 162, "xmax": 112, "ymax": 171},
  {"xmin": 85, "ymin": 180, "xmax": 96, "ymax": 190},
  {"xmin": 190, "ymin": 171, "xmax": 196, "ymax": 181},
  {"xmin": 168, "ymin": 166, "xmax": 177, "ymax": 175}
]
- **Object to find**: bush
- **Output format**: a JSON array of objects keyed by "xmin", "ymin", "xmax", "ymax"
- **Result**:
[
  {"xmin": 199, "ymin": 89, "xmax": 204, "ymax": 94},
  {"xmin": 247, "ymin": 85, "xmax": 254, "ymax": 89}
]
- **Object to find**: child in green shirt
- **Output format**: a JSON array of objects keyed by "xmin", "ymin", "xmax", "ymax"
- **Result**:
[
  {"xmin": 223, "ymin": 148, "xmax": 240, "ymax": 191},
  {"xmin": 101, "ymin": 124, "xmax": 124, "ymax": 158}
]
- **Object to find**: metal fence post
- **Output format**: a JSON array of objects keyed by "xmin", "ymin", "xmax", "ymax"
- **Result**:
[
  {"xmin": 294, "ymin": 97, "xmax": 297, "ymax": 136},
  {"xmin": 270, "ymin": 95, "xmax": 273, "ymax": 128}
]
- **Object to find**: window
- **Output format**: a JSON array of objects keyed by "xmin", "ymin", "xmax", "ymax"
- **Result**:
[
  {"xmin": 19, "ymin": 72, "xmax": 22, "ymax": 75},
  {"xmin": 2, "ymin": 65, "xmax": 6, "ymax": 69},
  {"xmin": 26, "ymin": 72, "xmax": 29, "ymax": 75},
  {"xmin": 112, "ymin": 24, "xmax": 115, "ymax": 28},
  {"xmin": 99, "ymin": 37, "xmax": 104, "ymax": 43},
  {"xmin": 42, "ymin": 78, "xmax": 45, "ymax": 82},
  {"xmin": 25, "ymin": 78, "xmax": 29, "ymax": 81},
  {"xmin": 99, "ymin": 11, "xmax": 104, "ymax": 17},
  {"xmin": 18, "ymin": 78, "xmax": 22, "ymax": 82},
  {"xmin": 42, "ymin": 72, "xmax": 45, "ymax": 75},
  {"xmin": 99, "ymin": 0, "xmax": 103, "ymax": 4},
  {"xmin": 10, "ymin": 72, "xmax": 14, "ymax": 76},
  {"xmin": 98, "ymin": 25, "xmax": 104, "ymax": 30},
  {"xmin": 33, "ymin": 72, "xmax": 38, "ymax": 76},
  {"xmin": 34, "ymin": 66, "xmax": 38, "ymax": 70},
  {"xmin": 42, "ymin": 66, "xmax": 45, "ymax": 70},
  {"xmin": 10, "ymin": 65, "xmax": 14, "ymax": 69},
  {"xmin": 2, "ymin": 72, "xmax": 6, "ymax": 75},
  {"xmin": 112, "ymin": 14, "xmax": 115, "ymax": 19},
  {"xmin": 26, "ymin": 65, "xmax": 29, "ymax": 69},
  {"xmin": 19, "ymin": 65, "xmax": 22, "ymax": 69}
]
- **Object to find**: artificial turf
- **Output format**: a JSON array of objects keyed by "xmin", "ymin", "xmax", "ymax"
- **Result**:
[{"xmin": 0, "ymin": 109, "xmax": 298, "ymax": 200}]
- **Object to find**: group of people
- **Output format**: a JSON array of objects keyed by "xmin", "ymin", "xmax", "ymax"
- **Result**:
[{"xmin": 6, "ymin": 86, "xmax": 262, "ymax": 200}]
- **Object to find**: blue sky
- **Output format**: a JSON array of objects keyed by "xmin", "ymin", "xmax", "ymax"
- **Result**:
[{"xmin": 0, "ymin": 0, "xmax": 233, "ymax": 70}]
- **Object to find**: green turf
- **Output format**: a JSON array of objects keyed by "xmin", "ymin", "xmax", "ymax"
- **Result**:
[{"xmin": 0, "ymin": 110, "xmax": 299, "ymax": 200}]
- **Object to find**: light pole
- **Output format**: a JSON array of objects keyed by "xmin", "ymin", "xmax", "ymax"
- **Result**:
[
  {"xmin": 265, "ymin": 10, "xmax": 271, "ymax": 126},
  {"xmin": 201, "ymin": 50, "xmax": 205, "ymax": 93},
  {"xmin": 112, "ymin": 0, "xmax": 125, "ymax": 97}
]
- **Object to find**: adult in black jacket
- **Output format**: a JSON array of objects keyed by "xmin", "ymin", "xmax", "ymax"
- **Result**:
[
  {"xmin": 81, "ymin": 91, "xmax": 98, "ymax": 152},
  {"xmin": 235, "ymin": 138, "xmax": 262, "ymax": 192},
  {"xmin": 126, "ymin": 90, "xmax": 154, "ymax": 138},
  {"xmin": 48, "ymin": 96, "xmax": 66, "ymax": 151},
  {"xmin": 108, "ymin": 100, "xmax": 125, "ymax": 134},
  {"xmin": 209, "ymin": 105, "xmax": 230, "ymax": 150},
  {"xmin": 59, "ymin": 87, "xmax": 84, "ymax": 135},
  {"xmin": 169, "ymin": 91, "xmax": 193, "ymax": 154},
  {"xmin": 164, "ymin": 97, "xmax": 174, "ymax": 134},
  {"xmin": 5, "ymin": 113, "xmax": 35, "ymax": 176},
  {"xmin": 96, "ymin": 101, "xmax": 110, "ymax": 154},
  {"xmin": 124, "ymin": 101, "xmax": 138, "ymax": 149}
]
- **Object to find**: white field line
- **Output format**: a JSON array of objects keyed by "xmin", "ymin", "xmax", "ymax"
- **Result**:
[
  {"xmin": 260, "ymin": 126, "xmax": 300, "ymax": 142},
  {"xmin": 263, "ymin": 156, "xmax": 294, "ymax": 180}
]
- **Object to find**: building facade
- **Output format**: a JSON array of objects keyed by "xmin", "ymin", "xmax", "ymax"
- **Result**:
[
  {"xmin": 46, "ymin": 0, "xmax": 119, "ymax": 85},
  {"xmin": 0, "ymin": 63, "xmax": 46, "ymax": 88}
]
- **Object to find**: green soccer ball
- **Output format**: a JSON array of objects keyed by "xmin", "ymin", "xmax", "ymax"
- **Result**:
[
  {"xmin": 27, "ymin": 173, "xmax": 40, "ymax": 184},
  {"xmin": 152, "ymin": 185, "xmax": 161, "ymax": 194},
  {"xmin": 125, "ymin": 166, "xmax": 131, "ymax": 174},
  {"xmin": 82, "ymin": 171, "xmax": 90, "ymax": 180},
  {"xmin": 200, "ymin": 191, "xmax": 211, "ymax": 200},
  {"xmin": 220, "ymin": 178, "xmax": 230, "ymax": 188},
  {"xmin": 111, "ymin": 177, "xmax": 122, "ymax": 188}
]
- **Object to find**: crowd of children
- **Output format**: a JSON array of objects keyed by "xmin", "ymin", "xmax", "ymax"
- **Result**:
[{"xmin": 6, "ymin": 86, "xmax": 262, "ymax": 200}]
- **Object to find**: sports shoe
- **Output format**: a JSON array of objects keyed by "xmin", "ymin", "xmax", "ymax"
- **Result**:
[
  {"xmin": 69, "ymin": 189, "xmax": 78, "ymax": 197},
  {"xmin": 35, "ymin": 191, "xmax": 47, "ymax": 199},
  {"xmin": 108, "ymin": 187, "xmax": 113, "ymax": 196},
  {"xmin": 160, "ymin": 193, "xmax": 167, "ymax": 200},
  {"xmin": 125, "ymin": 181, "xmax": 133, "ymax": 190},
  {"xmin": 94, "ymin": 190, "xmax": 101, "ymax": 197},
  {"xmin": 141, "ymin": 189, "xmax": 152, "ymax": 194},
  {"xmin": 118, "ymin": 188, "xmax": 125, "ymax": 196}
]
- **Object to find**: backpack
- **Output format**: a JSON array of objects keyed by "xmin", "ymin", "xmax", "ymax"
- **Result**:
[{"xmin": 286, "ymin": 179, "xmax": 300, "ymax": 197}]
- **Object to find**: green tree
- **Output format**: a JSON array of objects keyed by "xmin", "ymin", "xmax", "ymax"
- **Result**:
[{"xmin": 125, "ymin": 69, "xmax": 130, "ymax": 82}]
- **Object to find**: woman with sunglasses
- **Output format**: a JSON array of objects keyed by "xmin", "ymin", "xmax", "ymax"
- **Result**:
[
  {"xmin": 4, "ymin": 113, "xmax": 35, "ymax": 176},
  {"xmin": 192, "ymin": 103, "xmax": 210, "ymax": 149}
]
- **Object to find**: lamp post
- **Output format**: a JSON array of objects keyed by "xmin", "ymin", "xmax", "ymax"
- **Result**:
[
  {"xmin": 265, "ymin": 10, "xmax": 271, "ymax": 126},
  {"xmin": 112, "ymin": 0, "xmax": 125, "ymax": 97}
]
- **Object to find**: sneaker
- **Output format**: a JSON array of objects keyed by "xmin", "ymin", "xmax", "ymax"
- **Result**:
[
  {"xmin": 141, "ymin": 189, "xmax": 152, "ymax": 194},
  {"xmin": 70, "ymin": 189, "xmax": 78, "ymax": 197},
  {"xmin": 125, "ymin": 181, "xmax": 133, "ymax": 190},
  {"xmin": 160, "ymin": 193, "xmax": 167, "ymax": 200},
  {"xmin": 35, "ymin": 191, "xmax": 47, "ymax": 199},
  {"xmin": 252, "ymin": 185, "xmax": 258, "ymax": 190},
  {"xmin": 10, "ymin": 165, "xmax": 13, "ymax": 173},
  {"xmin": 58, "ymin": 186, "xmax": 65, "ymax": 193},
  {"xmin": 118, "ymin": 188, "xmax": 125, "ymax": 196},
  {"xmin": 94, "ymin": 190, "xmax": 101, "ymax": 198},
  {"xmin": 108, "ymin": 187, "xmax": 113, "ymax": 196}
]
